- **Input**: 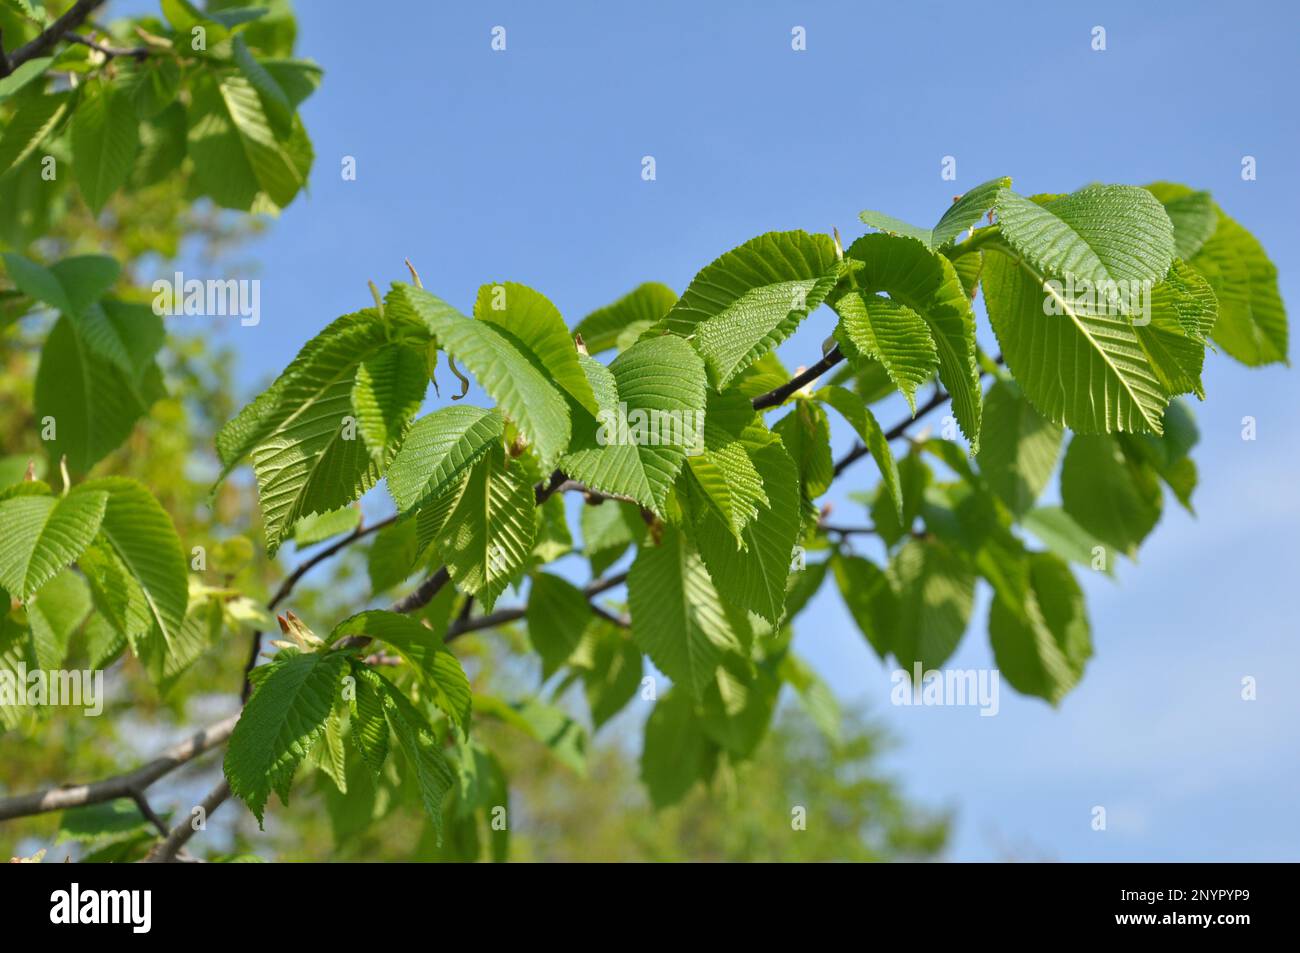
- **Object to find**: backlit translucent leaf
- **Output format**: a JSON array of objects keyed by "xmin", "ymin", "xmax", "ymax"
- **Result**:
[
  {"xmin": 71, "ymin": 79, "xmax": 139, "ymax": 215},
  {"xmin": 224, "ymin": 650, "xmax": 348, "ymax": 827},
  {"xmin": 559, "ymin": 337, "xmax": 707, "ymax": 514},
  {"xmin": 982, "ymin": 248, "xmax": 1168, "ymax": 435},
  {"xmin": 859, "ymin": 176, "xmax": 1011, "ymax": 250},
  {"xmin": 1059, "ymin": 435, "xmax": 1162, "ymax": 558},
  {"xmin": 574, "ymin": 281, "xmax": 677, "ymax": 354},
  {"xmin": 818, "ymin": 385, "xmax": 901, "ymax": 521},
  {"xmin": 832, "ymin": 290, "xmax": 937, "ymax": 412},
  {"xmin": 392, "ymin": 283, "xmax": 571, "ymax": 468},
  {"xmin": 844, "ymin": 233, "xmax": 981, "ymax": 446},
  {"xmin": 332, "ymin": 611, "xmax": 471, "ymax": 734},
  {"xmin": 976, "ymin": 379, "xmax": 1063, "ymax": 517},
  {"xmin": 989, "ymin": 552, "xmax": 1091, "ymax": 704},
  {"xmin": 475, "ymin": 281, "xmax": 598, "ymax": 416},
  {"xmin": 658, "ymin": 230, "xmax": 841, "ymax": 387},
  {"xmin": 628, "ymin": 526, "xmax": 746, "ymax": 698},
  {"xmin": 0, "ymin": 488, "xmax": 106, "ymax": 599},
  {"xmin": 427, "ymin": 444, "xmax": 535, "ymax": 610}
]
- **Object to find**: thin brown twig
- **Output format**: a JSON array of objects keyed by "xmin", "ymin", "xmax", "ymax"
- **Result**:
[
  {"xmin": 832, "ymin": 354, "xmax": 1004, "ymax": 477},
  {"xmin": 819, "ymin": 523, "xmax": 877, "ymax": 537},
  {"xmin": 128, "ymin": 789, "xmax": 171, "ymax": 838},
  {"xmin": 0, "ymin": 714, "xmax": 238, "ymax": 822},
  {"xmin": 1, "ymin": 0, "xmax": 107, "ymax": 76},
  {"xmin": 66, "ymin": 32, "xmax": 149, "ymax": 60},
  {"xmin": 143, "ymin": 779, "xmax": 230, "ymax": 863},
  {"xmin": 752, "ymin": 346, "xmax": 844, "ymax": 409}
]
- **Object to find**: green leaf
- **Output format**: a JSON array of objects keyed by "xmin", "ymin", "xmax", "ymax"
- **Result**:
[
  {"xmin": 982, "ymin": 246, "xmax": 1168, "ymax": 435},
  {"xmin": 72, "ymin": 299, "xmax": 165, "ymax": 383},
  {"xmin": 3, "ymin": 252, "xmax": 71, "ymax": 313},
  {"xmin": 161, "ymin": 0, "xmax": 220, "ymax": 34},
  {"xmin": 0, "ymin": 488, "xmax": 106, "ymax": 599},
  {"xmin": 374, "ymin": 669, "xmax": 456, "ymax": 843},
  {"xmin": 559, "ymin": 336, "xmax": 707, "ymax": 514},
  {"xmin": 1189, "ymin": 210, "xmax": 1287, "ymax": 366},
  {"xmin": 347, "ymin": 660, "xmax": 390, "ymax": 778},
  {"xmin": 187, "ymin": 68, "xmax": 308, "ymax": 211},
  {"xmin": 332, "ymin": 611, "xmax": 471, "ymax": 734},
  {"xmin": 1144, "ymin": 182, "xmax": 1217, "ymax": 260},
  {"xmin": 83, "ymin": 612, "xmax": 127, "ymax": 669},
  {"xmin": 71, "ymin": 79, "xmax": 139, "ymax": 215},
  {"xmin": 118, "ymin": 58, "xmax": 182, "ymax": 119},
  {"xmin": 832, "ymin": 290, "xmax": 938, "ymax": 412},
  {"xmin": 1120, "ymin": 400, "xmax": 1200, "ymax": 511},
  {"xmin": 684, "ymin": 438, "xmax": 766, "ymax": 544},
  {"xmin": 80, "ymin": 477, "xmax": 188, "ymax": 658},
  {"xmin": 784, "ymin": 555, "xmax": 827, "ymax": 621},
  {"xmin": 239, "ymin": 312, "xmax": 392, "ymax": 553},
  {"xmin": 1135, "ymin": 259, "xmax": 1217, "ymax": 399},
  {"xmin": 56, "ymin": 801, "xmax": 154, "ymax": 847},
  {"xmin": 50, "ymin": 255, "xmax": 120, "ymax": 314},
  {"xmin": 681, "ymin": 387, "xmax": 769, "ymax": 538},
  {"xmin": 658, "ymin": 230, "xmax": 841, "ymax": 387},
  {"xmin": 772, "ymin": 398, "xmax": 832, "ymax": 500},
  {"xmin": 365, "ymin": 518, "xmax": 420, "ymax": 593},
  {"xmin": 1059, "ymin": 435, "xmax": 1162, "ymax": 559},
  {"xmin": 216, "ymin": 310, "xmax": 389, "ymax": 479},
  {"xmin": 698, "ymin": 655, "xmax": 779, "ymax": 758},
  {"xmin": 844, "ymin": 233, "xmax": 982, "ymax": 446},
  {"xmin": 831, "ymin": 553, "xmax": 897, "ymax": 659},
  {"xmin": 859, "ymin": 176, "xmax": 1011, "ymax": 249},
  {"xmin": 525, "ymin": 573, "xmax": 593, "ymax": 678},
  {"xmin": 476, "ymin": 694, "xmax": 589, "ymax": 775},
  {"xmin": 574, "ymin": 281, "xmax": 678, "ymax": 353},
  {"xmin": 580, "ymin": 500, "xmax": 645, "ymax": 576},
  {"xmin": 474, "ymin": 281, "xmax": 598, "ymax": 416},
  {"xmin": 292, "ymin": 506, "xmax": 360, "ymax": 547},
  {"xmin": 425, "ymin": 444, "xmax": 535, "ymax": 610},
  {"xmin": 996, "ymin": 185, "xmax": 1176, "ymax": 294},
  {"xmin": 158, "ymin": 592, "xmax": 224, "ymax": 695},
  {"xmin": 1020, "ymin": 506, "xmax": 1112, "ymax": 576},
  {"xmin": 131, "ymin": 102, "xmax": 188, "ymax": 187},
  {"xmin": 640, "ymin": 688, "xmax": 716, "ymax": 809},
  {"xmin": 890, "ymin": 538, "xmax": 975, "ymax": 671},
  {"xmin": 778, "ymin": 651, "xmax": 840, "ymax": 745},
  {"xmin": 310, "ymin": 702, "xmax": 348, "ymax": 794},
  {"xmin": 232, "ymin": 35, "xmax": 293, "ymax": 135},
  {"xmin": 989, "ymin": 552, "xmax": 1091, "ymax": 704},
  {"xmin": 694, "ymin": 433, "xmax": 801, "ymax": 626},
  {"xmin": 976, "ymin": 379, "xmax": 1063, "ymax": 517},
  {"xmin": 27, "ymin": 570, "xmax": 92, "ymax": 670},
  {"xmin": 224, "ymin": 649, "xmax": 348, "ymax": 827},
  {"xmin": 628, "ymin": 526, "xmax": 746, "ymax": 698},
  {"xmin": 532, "ymin": 492, "xmax": 572, "ymax": 564},
  {"xmin": 386, "ymin": 405, "xmax": 504, "ymax": 514},
  {"xmin": 819, "ymin": 384, "xmax": 901, "ymax": 521},
  {"xmin": 261, "ymin": 59, "xmax": 324, "ymax": 109},
  {"xmin": 351, "ymin": 342, "xmax": 427, "ymax": 464},
  {"xmin": 0, "ymin": 57, "xmax": 54, "ymax": 102},
  {"xmin": 2, "ymin": 253, "xmax": 120, "ymax": 316},
  {"xmin": 730, "ymin": 351, "xmax": 790, "ymax": 401},
  {"xmin": 581, "ymin": 626, "xmax": 642, "ymax": 729},
  {"xmin": 0, "ymin": 90, "xmax": 73, "ymax": 179},
  {"xmin": 392, "ymin": 283, "xmax": 571, "ymax": 468}
]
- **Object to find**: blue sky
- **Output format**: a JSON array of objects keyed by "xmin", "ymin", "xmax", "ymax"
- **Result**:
[{"xmin": 162, "ymin": 0, "xmax": 1298, "ymax": 859}]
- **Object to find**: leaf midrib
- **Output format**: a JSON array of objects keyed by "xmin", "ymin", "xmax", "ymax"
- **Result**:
[{"xmin": 1000, "ymin": 245, "xmax": 1163, "ymax": 432}]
